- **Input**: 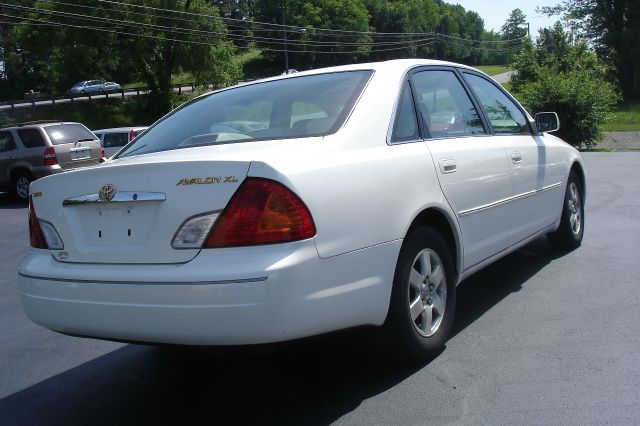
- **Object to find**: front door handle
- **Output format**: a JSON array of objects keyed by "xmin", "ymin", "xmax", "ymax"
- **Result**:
[
  {"xmin": 510, "ymin": 151, "xmax": 522, "ymax": 164},
  {"xmin": 438, "ymin": 159, "xmax": 457, "ymax": 174}
]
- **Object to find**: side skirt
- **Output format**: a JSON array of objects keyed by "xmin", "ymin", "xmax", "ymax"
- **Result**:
[{"xmin": 457, "ymin": 222, "xmax": 559, "ymax": 285}]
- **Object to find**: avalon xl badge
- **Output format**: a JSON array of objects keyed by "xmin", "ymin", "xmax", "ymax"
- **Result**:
[{"xmin": 98, "ymin": 184, "xmax": 117, "ymax": 202}]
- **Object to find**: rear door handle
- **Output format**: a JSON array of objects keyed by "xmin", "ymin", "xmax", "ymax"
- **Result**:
[
  {"xmin": 438, "ymin": 159, "xmax": 457, "ymax": 174},
  {"xmin": 510, "ymin": 151, "xmax": 522, "ymax": 164}
]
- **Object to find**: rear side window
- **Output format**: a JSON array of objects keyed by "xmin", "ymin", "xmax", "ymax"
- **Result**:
[
  {"xmin": 17, "ymin": 128, "xmax": 46, "ymax": 148},
  {"xmin": 43, "ymin": 124, "xmax": 97, "ymax": 145},
  {"xmin": 412, "ymin": 70, "xmax": 486, "ymax": 138},
  {"xmin": 103, "ymin": 132, "xmax": 129, "ymax": 148},
  {"xmin": 391, "ymin": 82, "xmax": 419, "ymax": 142},
  {"xmin": 0, "ymin": 131, "xmax": 17, "ymax": 152},
  {"xmin": 118, "ymin": 71, "xmax": 373, "ymax": 158},
  {"xmin": 463, "ymin": 73, "xmax": 531, "ymax": 135}
]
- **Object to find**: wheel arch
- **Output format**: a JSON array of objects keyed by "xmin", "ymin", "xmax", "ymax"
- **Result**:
[
  {"xmin": 570, "ymin": 161, "xmax": 586, "ymax": 204},
  {"xmin": 406, "ymin": 207, "xmax": 462, "ymax": 283},
  {"xmin": 10, "ymin": 166, "xmax": 33, "ymax": 180}
]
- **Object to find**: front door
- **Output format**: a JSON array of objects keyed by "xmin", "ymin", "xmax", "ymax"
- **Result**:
[{"xmin": 462, "ymin": 73, "xmax": 562, "ymax": 245}]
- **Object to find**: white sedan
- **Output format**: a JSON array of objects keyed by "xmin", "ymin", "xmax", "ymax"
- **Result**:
[{"xmin": 19, "ymin": 60, "xmax": 585, "ymax": 359}]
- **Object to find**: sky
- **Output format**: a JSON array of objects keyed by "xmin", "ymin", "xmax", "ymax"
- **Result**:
[{"xmin": 445, "ymin": 0, "xmax": 562, "ymax": 37}]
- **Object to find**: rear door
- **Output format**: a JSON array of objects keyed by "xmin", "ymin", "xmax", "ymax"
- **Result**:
[
  {"xmin": 462, "ymin": 72, "xmax": 561, "ymax": 245},
  {"xmin": 0, "ymin": 131, "xmax": 18, "ymax": 186},
  {"xmin": 16, "ymin": 128, "xmax": 48, "ymax": 171},
  {"xmin": 410, "ymin": 68, "xmax": 513, "ymax": 269}
]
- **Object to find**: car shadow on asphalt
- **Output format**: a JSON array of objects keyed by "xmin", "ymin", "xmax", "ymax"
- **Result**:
[
  {"xmin": 451, "ymin": 236, "xmax": 568, "ymax": 339},
  {"xmin": 0, "ymin": 193, "xmax": 26, "ymax": 210},
  {"xmin": 0, "ymin": 237, "xmax": 572, "ymax": 426}
]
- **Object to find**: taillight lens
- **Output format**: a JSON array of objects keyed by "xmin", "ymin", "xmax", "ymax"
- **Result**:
[
  {"xmin": 29, "ymin": 197, "xmax": 48, "ymax": 249},
  {"xmin": 172, "ymin": 212, "xmax": 219, "ymax": 249},
  {"xmin": 100, "ymin": 149, "xmax": 105, "ymax": 158},
  {"xmin": 29, "ymin": 197, "xmax": 64, "ymax": 250},
  {"xmin": 43, "ymin": 147, "xmax": 57, "ymax": 166},
  {"xmin": 205, "ymin": 178, "xmax": 316, "ymax": 248}
]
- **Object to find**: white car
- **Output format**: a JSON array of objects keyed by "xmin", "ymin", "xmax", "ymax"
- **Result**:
[
  {"xmin": 93, "ymin": 126, "xmax": 148, "ymax": 158},
  {"xmin": 19, "ymin": 60, "xmax": 585, "ymax": 359}
]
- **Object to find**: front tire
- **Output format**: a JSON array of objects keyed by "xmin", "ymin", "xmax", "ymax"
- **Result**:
[
  {"xmin": 548, "ymin": 171, "xmax": 584, "ymax": 250},
  {"xmin": 384, "ymin": 226, "xmax": 456, "ymax": 360}
]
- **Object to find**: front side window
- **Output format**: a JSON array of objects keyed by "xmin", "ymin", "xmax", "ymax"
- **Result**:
[
  {"xmin": 464, "ymin": 73, "xmax": 531, "ymax": 135},
  {"xmin": 391, "ymin": 82, "xmax": 419, "ymax": 142},
  {"xmin": 17, "ymin": 129, "xmax": 46, "ymax": 148},
  {"xmin": 118, "ymin": 71, "xmax": 373, "ymax": 158},
  {"xmin": 0, "ymin": 131, "xmax": 17, "ymax": 152},
  {"xmin": 412, "ymin": 70, "xmax": 486, "ymax": 138}
]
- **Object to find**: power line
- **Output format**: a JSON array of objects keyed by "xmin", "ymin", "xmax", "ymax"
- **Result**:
[
  {"xmin": 97, "ymin": 0, "xmax": 438, "ymax": 36},
  {"xmin": 0, "ymin": 12, "xmax": 442, "ymax": 54},
  {"xmin": 2, "ymin": 3, "xmax": 438, "ymax": 47}
]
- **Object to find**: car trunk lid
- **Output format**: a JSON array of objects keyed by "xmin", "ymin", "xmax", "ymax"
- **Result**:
[{"xmin": 30, "ymin": 159, "xmax": 250, "ymax": 264}]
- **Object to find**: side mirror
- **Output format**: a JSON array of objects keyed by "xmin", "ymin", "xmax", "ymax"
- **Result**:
[{"xmin": 535, "ymin": 112, "xmax": 560, "ymax": 133}]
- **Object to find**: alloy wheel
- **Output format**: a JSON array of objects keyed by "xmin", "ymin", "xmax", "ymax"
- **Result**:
[{"xmin": 408, "ymin": 248, "xmax": 447, "ymax": 337}]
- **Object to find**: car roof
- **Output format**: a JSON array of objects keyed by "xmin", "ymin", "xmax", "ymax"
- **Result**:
[
  {"xmin": 93, "ymin": 126, "xmax": 148, "ymax": 133},
  {"xmin": 252, "ymin": 59, "xmax": 481, "ymax": 83},
  {"xmin": 200, "ymin": 59, "xmax": 485, "ymax": 100},
  {"xmin": 0, "ymin": 121, "xmax": 83, "ymax": 130}
]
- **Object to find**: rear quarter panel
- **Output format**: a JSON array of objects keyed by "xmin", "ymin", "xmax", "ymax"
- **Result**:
[{"xmin": 247, "ymin": 66, "xmax": 459, "ymax": 263}]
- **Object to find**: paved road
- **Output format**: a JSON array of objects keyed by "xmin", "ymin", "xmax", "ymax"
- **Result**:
[
  {"xmin": 0, "ymin": 85, "xmax": 198, "ymax": 112},
  {"xmin": 492, "ymin": 71, "xmax": 514, "ymax": 84},
  {"xmin": 1, "ymin": 153, "xmax": 639, "ymax": 425}
]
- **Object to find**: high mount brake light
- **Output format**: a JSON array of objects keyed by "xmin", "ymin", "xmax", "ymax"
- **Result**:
[{"xmin": 205, "ymin": 178, "xmax": 316, "ymax": 248}]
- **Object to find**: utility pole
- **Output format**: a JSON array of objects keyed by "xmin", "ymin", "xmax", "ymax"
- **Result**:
[{"xmin": 282, "ymin": 0, "xmax": 288, "ymax": 73}]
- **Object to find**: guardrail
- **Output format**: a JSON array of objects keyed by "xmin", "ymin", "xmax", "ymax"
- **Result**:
[{"xmin": 0, "ymin": 82, "xmax": 198, "ymax": 112}]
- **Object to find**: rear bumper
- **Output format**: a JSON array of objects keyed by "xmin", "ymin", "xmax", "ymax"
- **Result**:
[{"xmin": 18, "ymin": 239, "xmax": 400, "ymax": 345}]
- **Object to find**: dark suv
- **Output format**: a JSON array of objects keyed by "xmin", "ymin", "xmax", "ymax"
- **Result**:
[{"xmin": 0, "ymin": 121, "xmax": 104, "ymax": 201}]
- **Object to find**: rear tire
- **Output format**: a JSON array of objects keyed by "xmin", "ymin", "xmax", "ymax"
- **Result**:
[
  {"xmin": 383, "ymin": 226, "xmax": 456, "ymax": 361},
  {"xmin": 547, "ymin": 171, "xmax": 584, "ymax": 250},
  {"xmin": 11, "ymin": 171, "xmax": 32, "ymax": 202}
]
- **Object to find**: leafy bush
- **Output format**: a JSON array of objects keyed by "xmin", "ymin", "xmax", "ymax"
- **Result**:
[
  {"xmin": 516, "ymin": 70, "xmax": 619, "ymax": 148},
  {"xmin": 511, "ymin": 24, "xmax": 620, "ymax": 148}
]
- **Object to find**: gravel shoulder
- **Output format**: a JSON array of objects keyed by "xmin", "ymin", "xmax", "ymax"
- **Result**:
[{"xmin": 596, "ymin": 131, "xmax": 640, "ymax": 151}]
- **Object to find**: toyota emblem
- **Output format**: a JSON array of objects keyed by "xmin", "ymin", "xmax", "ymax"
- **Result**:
[{"xmin": 98, "ymin": 184, "xmax": 117, "ymax": 202}]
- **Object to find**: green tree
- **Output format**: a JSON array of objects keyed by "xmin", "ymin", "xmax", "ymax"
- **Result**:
[
  {"xmin": 500, "ymin": 8, "xmax": 527, "ymax": 62},
  {"xmin": 501, "ymin": 8, "xmax": 528, "ymax": 39},
  {"xmin": 125, "ymin": 0, "xmax": 241, "ymax": 113},
  {"xmin": 252, "ymin": 0, "xmax": 372, "ymax": 69},
  {"xmin": 540, "ymin": 0, "xmax": 640, "ymax": 100},
  {"xmin": 11, "ymin": 0, "xmax": 242, "ymax": 113},
  {"xmin": 511, "ymin": 24, "xmax": 619, "ymax": 148}
]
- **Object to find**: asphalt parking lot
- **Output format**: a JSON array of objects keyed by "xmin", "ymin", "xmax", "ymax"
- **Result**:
[{"xmin": 1, "ymin": 152, "xmax": 639, "ymax": 425}]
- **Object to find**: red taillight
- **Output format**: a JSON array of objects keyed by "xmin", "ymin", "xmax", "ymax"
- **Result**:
[
  {"xmin": 100, "ymin": 149, "xmax": 105, "ymax": 158},
  {"xmin": 43, "ymin": 147, "xmax": 57, "ymax": 166},
  {"xmin": 129, "ymin": 129, "xmax": 135, "ymax": 142},
  {"xmin": 29, "ymin": 197, "xmax": 48, "ymax": 249},
  {"xmin": 205, "ymin": 178, "xmax": 316, "ymax": 248}
]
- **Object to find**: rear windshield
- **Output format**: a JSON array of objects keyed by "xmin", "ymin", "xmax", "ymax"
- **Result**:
[
  {"xmin": 44, "ymin": 124, "xmax": 98, "ymax": 145},
  {"xmin": 118, "ymin": 71, "xmax": 372, "ymax": 158}
]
